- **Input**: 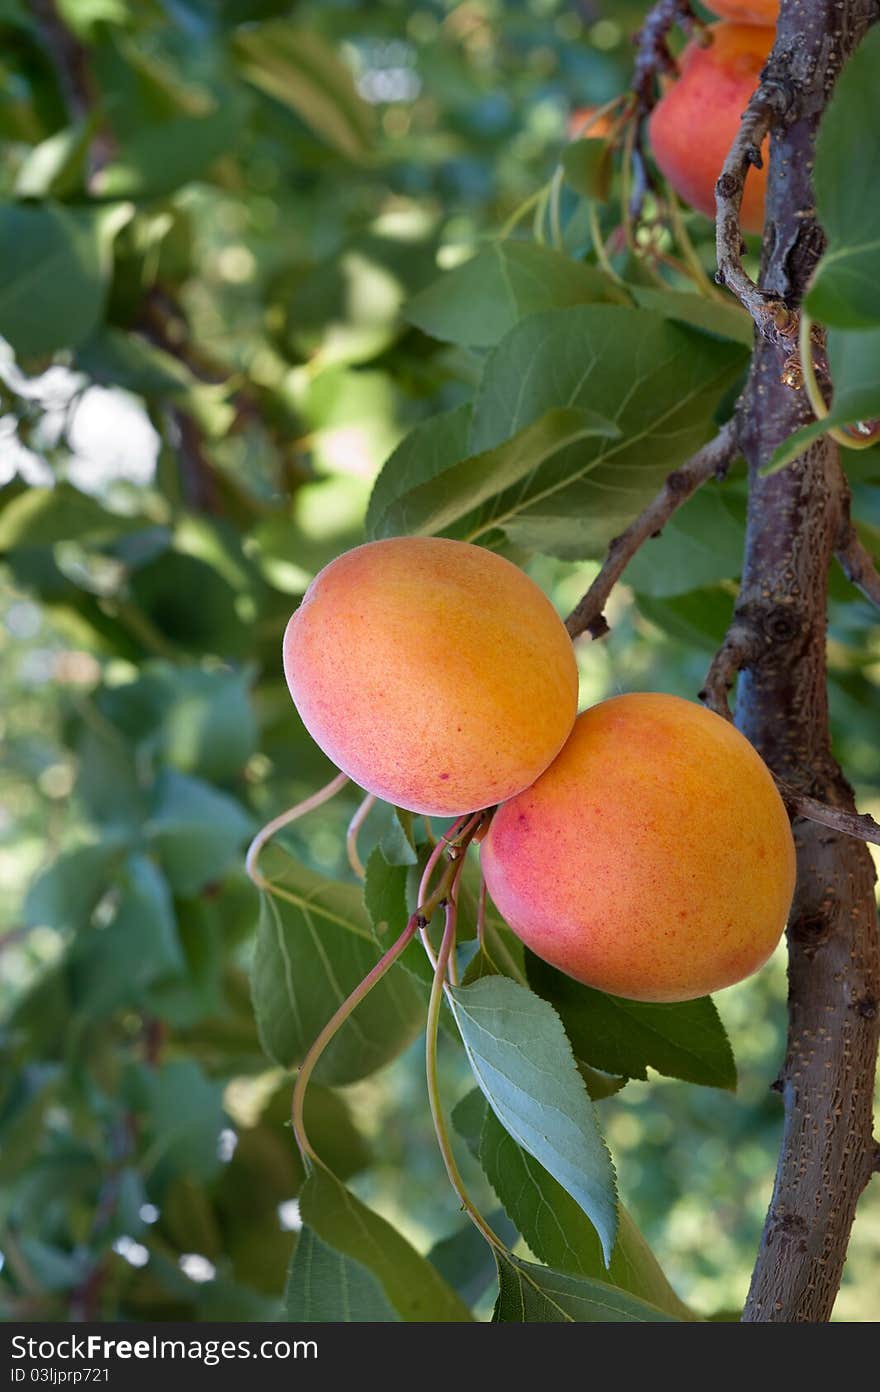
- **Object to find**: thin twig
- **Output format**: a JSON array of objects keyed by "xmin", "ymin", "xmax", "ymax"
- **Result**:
[
  {"xmin": 714, "ymin": 80, "xmax": 795, "ymax": 350},
  {"xmin": 698, "ymin": 622, "xmax": 766, "ymax": 719},
  {"xmin": 701, "ymin": 627, "xmax": 880, "ymax": 848},
  {"xmin": 836, "ymin": 520, "xmax": 880, "ymax": 610},
  {"xmin": 778, "ymin": 786, "xmax": 880, "ymax": 848},
  {"xmin": 245, "ymin": 772, "xmax": 349, "ymax": 891},
  {"xmin": 629, "ymin": 0, "xmax": 703, "ymax": 223},
  {"xmin": 565, "ymin": 419, "xmax": 740, "ymax": 641}
]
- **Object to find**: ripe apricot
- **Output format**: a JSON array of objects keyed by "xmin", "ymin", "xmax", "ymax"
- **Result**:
[
  {"xmin": 481, "ymin": 693, "xmax": 795, "ymax": 1002},
  {"xmin": 283, "ymin": 537, "xmax": 578, "ymax": 818},
  {"xmin": 568, "ymin": 106, "xmax": 614, "ymax": 140},
  {"xmin": 703, "ymin": 0, "xmax": 778, "ymax": 22},
  {"xmin": 648, "ymin": 22, "xmax": 772, "ymax": 233}
]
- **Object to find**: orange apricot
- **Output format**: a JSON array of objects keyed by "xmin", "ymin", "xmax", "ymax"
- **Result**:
[
  {"xmin": 481, "ymin": 693, "xmax": 796, "ymax": 1002},
  {"xmin": 648, "ymin": 22, "xmax": 773, "ymax": 233},
  {"xmin": 568, "ymin": 105, "xmax": 615, "ymax": 140},
  {"xmin": 703, "ymin": 0, "xmax": 778, "ymax": 23},
  {"xmin": 283, "ymin": 537, "xmax": 578, "ymax": 817}
]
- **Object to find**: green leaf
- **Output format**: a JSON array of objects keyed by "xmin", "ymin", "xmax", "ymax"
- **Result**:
[
  {"xmin": 69, "ymin": 853, "xmax": 184, "ymax": 1015},
  {"xmin": 631, "ymin": 287, "xmax": 754, "ymax": 346},
  {"xmin": 0, "ymin": 482, "xmax": 149, "ymax": 550},
  {"xmin": 13, "ymin": 119, "xmax": 96, "ymax": 199},
  {"xmin": 75, "ymin": 328, "xmax": 196, "ymax": 397},
  {"xmin": 234, "ymin": 24, "xmax": 375, "ymax": 161},
  {"xmin": 526, "ymin": 951, "xmax": 736, "ymax": 1090},
  {"xmin": 624, "ymin": 487, "xmax": 745, "ymax": 597},
  {"xmin": 374, "ymin": 406, "xmax": 619, "ymax": 540},
  {"xmin": 286, "ymin": 1228, "xmax": 400, "ymax": 1322},
  {"xmin": 22, "ymin": 839, "xmax": 127, "ymax": 933},
  {"xmin": 377, "ymin": 804, "xmax": 418, "ymax": 867},
  {"xmin": 477, "ymin": 1102, "xmax": 691, "ymax": 1318},
  {"xmin": 448, "ymin": 975, "xmax": 618, "ymax": 1262},
  {"xmin": 562, "ymin": 138, "xmax": 613, "ymax": 202},
  {"xmin": 93, "ymin": 99, "xmax": 242, "ymax": 199},
  {"xmin": 366, "ymin": 404, "xmax": 472, "ymax": 542},
  {"xmin": 807, "ymin": 28, "xmax": 880, "ymax": 328},
  {"xmin": 0, "ymin": 201, "xmax": 131, "ymax": 358},
  {"xmin": 465, "ymin": 306, "xmax": 744, "ymax": 557},
  {"xmin": 147, "ymin": 771, "xmax": 253, "ymax": 895},
  {"xmin": 405, "ymin": 242, "xmax": 625, "ymax": 349},
  {"xmin": 363, "ymin": 848, "xmax": 409, "ymax": 942},
  {"xmin": 154, "ymin": 666, "xmax": 259, "ymax": 784},
  {"xmin": 427, "ymin": 1210, "xmax": 517, "ymax": 1307},
  {"xmin": 296, "ymin": 1166, "xmax": 472, "ymax": 1321},
  {"xmin": 636, "ymin": 585, "xmax": 734, "ymax": 650},
  {"xmin": 139, "ymin": 1059, "xmax": 226, "ymax": 1182},
  {"xmin": 494, "ymin": 1254, "xmax": 678, "ymax": 1323},
  {"xmin": 252, "ymin": 846, "xmax": 424, "ymax": 1085},
  {"xmin": 764, "ymin": 325, "xmax": 880, "ymax": 474}
]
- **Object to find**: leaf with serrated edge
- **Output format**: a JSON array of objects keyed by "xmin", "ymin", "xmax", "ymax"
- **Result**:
[
  {"xmin": 448, "ymin": 975, "xmax": 618, "ymax": 1262},
  {"xmin": 477, "ymin": 1101, "xmax": 692, "ymax": 1318}
]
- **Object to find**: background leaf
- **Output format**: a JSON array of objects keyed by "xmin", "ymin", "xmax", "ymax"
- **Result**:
[
  {"xmin": 0, "ymin": 202, "xmax": 130, "ymax": 358},
  {"xmin": 296, "ymin": 1167, "xmax": 472, "ymax": 1321},
  {"xmin": 405, "ymin": 242, "xmax": 625, "ymax": 348},
  {"xmin": 286, "ymin": 1227, "xmax": 400, "ymax": 1322},
  {"xmin": 252, "ymin": 846, "xmax": 424, "ymax": 1085}
]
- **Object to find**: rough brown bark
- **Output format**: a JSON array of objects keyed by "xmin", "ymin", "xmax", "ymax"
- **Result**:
[{"xmin": 723, "ymin": 0, "xmax": 880, "ymax": 1323}]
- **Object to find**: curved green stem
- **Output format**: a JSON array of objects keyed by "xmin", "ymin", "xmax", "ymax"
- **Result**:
[
  {"xmin": 245, "ymin": 772, "xmax": 348, "ymax": 891},
  {"xmin": 798, "ymin": 310, "xmax": 878, "ymax": 452},
  {"xmin": 666, "ymin": 187, "xmax": 726, "ymax": 303},
  {"xmin": 499, "ymin": 187, "xmax": 546, "ymax": 240},
  {"xmin": 346, "ymin": 792, "xmax": 376, "ymax": 880},
  {"xmin": 292, "ymin": 914, "xmax": 419, "ymax": 1163},
  {"xmin": 425, "ymin": 883, "xmax": 509, "ymax": 1255},
  {"xmin": 588, "ymin": 201, "xmax": 623, "ymax": 284}
]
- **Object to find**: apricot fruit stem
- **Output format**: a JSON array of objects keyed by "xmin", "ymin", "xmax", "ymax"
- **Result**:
[
  {"xmin": 245, "ymin": 770, "xmax": 349, "ymax": 892},
  {"xmin": 346, "ymin": 792, "xmax": 376, "ymax": 880},
  {"xmin": 587, "ymin": 200, "xmax": 622, "ymax": 284},
  {"xmin": 425, "ymin": 875, "xmax": 509, "ymax": 1256},
  {"xmin": 416, "ymin": 810, "xmax": 485, "ymax": 971},
  {"xmin": 665, "ymin": 186, "xmax": 728, "ymax": 303},
  {"xmin": 291, "ymin": 912, "xmax": 420, "ymax": 1165},
  {"xmin": 798, "ymin": 310, "xmax": 880, "ymax": 454}
]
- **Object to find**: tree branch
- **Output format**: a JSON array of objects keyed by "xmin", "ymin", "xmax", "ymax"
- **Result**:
[
  {"xmin": 836, "ymin": 517, "xmax": 880, "ymax": 610},
  {"xmin": 714, "ymin": 81, "xmax": 796, "ymax": 353},
  {"xmin": 629, "ymin": 0, "xmax": 704, "ymax": 219},
  {"xmin": 565, "ymin": 419, "xmax": 740, "ymax": 641},
  {"xmin": 700, "ymin": 623, "xmax": 880, "ymax": 847},
  {"xmin": 709, "ymin": 0, "xmax": 880, "ymax": 1323},
  {"xmin": 778, "ymin": 786, "xmax": 880, "ymax": 848}
]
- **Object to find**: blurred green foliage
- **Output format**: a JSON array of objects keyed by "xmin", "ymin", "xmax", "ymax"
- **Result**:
[{"xmin": 1, "ymin": 0, "xmax": 878, "ymax": 1323}]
